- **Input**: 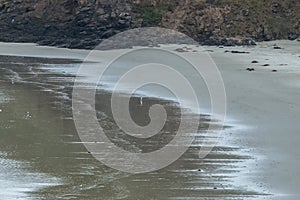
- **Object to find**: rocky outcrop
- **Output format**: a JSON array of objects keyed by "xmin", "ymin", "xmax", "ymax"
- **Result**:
[
  {"xmin": 0, "ymin": 0, "xmax": 299, "ymax": 49},
  {"xmin": 0, "ymin": 0, "xmax": 136, "ymax": 48}
]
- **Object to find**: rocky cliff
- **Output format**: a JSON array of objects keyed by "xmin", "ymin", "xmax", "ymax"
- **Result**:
[{"xmin": 0, "ymin": 0, "xmax": 299, "ymax": 49}]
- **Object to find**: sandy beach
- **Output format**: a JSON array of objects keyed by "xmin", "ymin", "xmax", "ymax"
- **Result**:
[
  {"xmin": 0, "ymin": 40, "xmax": 299, "ymax": 199},
  {"xmin": 209, "ymin": 40, "xmax": 300, "ymax": 199}
]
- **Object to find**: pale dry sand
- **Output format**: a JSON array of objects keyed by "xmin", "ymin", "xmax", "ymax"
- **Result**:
[
  {"xmin": 0, "ymin": 40, "xmax": 299, "ymax": 199},
  {"xmin": 207, "ymin": 41, "xmax": 300, "ymax": 199}
]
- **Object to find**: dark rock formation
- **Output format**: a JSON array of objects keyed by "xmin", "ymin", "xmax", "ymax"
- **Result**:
[
  {"xmin": 0, "ymin": 0, "xmax": 299, "ymax": 49},
  {"xmin": 201, "ymin": 37, "xmax": 256, "ymax": 46}
]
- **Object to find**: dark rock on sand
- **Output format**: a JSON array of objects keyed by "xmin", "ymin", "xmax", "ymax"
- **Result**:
[
  {"xmin": 246, "ymin": 68, "xmax": 255, "ymax": 71},
  {"xmin": 273, "ymin": 46, "xmax": 283, "ymax": 49},
  {"xmin": 262, "ymin": 64, "xmax": 270, "ymax": 66},
  {"xmin": 251, "ymin": 60, "xmax": 259, "ymax": 63},
  {"xmin": 288, "ymin": 33, "xmax": 298, "ymax": 41},
  {"xmin": 175, "ymin": 48, "xmax": 189, "ymax": 53},
  {"xmin": 225, "ymin": 50, "xmax": 250, "ymax": 54}
]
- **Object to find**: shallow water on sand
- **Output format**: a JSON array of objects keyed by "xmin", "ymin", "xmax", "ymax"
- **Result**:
[{"xmin": 0, "ymin": 55, "xmax": 260, "ymax": 199}]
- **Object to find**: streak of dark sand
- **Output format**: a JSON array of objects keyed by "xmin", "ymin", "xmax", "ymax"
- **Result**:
[
  {"xmin": 0, "ymin": 55, "xmax": 83, "ymax": 65},
  {"xmin": 0, "ymin": 55, "xmax": 263, "ymax": 199}
]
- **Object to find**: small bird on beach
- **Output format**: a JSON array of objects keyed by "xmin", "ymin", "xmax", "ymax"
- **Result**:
[
  {"xmin": 139, "ymin": 96, "xmax": 143, "ymax": 105},
  {"xmin": 24, "ymin": 111, "xmax": 32, "ymax": 119}
]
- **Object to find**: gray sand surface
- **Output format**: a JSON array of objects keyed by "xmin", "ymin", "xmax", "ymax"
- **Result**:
[{"xmin": 0, "ymin": 41, "xmax": 299, "ymax": 199}]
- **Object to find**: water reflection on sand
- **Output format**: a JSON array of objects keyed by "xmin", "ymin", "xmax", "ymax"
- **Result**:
[{"xmin": 0, "ymin": 55, "xmax": 258, "ymax": 199}]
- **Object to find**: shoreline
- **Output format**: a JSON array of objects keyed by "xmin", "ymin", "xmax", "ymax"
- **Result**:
[
  {"xmin": 0, "ymin": 37, "xmax": 298, "ymax": 51},
  {"xmin": 0, "ymin": 52, "xmax": 258, "ymax": 199},
  {"xmin": 1, "ymin": 40, "xmax": 300, "ymax": 198}
]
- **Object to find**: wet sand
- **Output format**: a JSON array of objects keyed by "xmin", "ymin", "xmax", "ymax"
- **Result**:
[
  {"xmin": 1, "ymin": 41, "xmax": 299, "ymax": 199},
  {"xmin": 0, "ymin": 52, "xmax": 258, "ymax": 199}
]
